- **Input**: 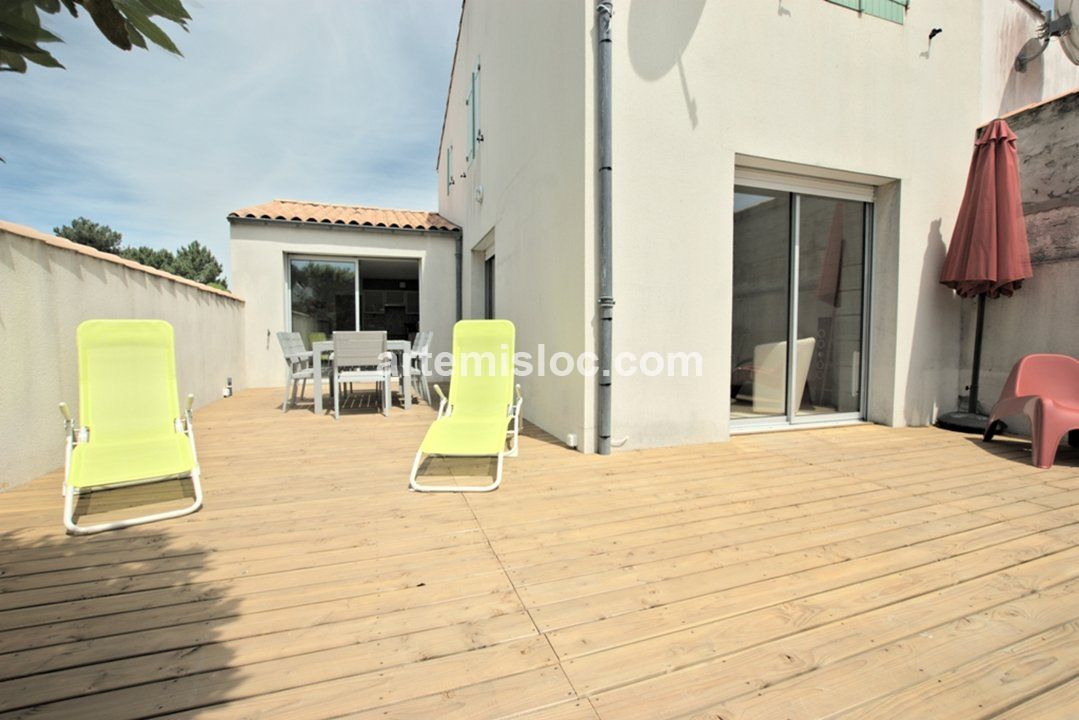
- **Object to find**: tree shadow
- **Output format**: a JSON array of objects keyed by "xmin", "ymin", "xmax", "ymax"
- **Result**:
[{"xmin": 0, "ymin": 528, "xmax": 241, "ymax": 716}]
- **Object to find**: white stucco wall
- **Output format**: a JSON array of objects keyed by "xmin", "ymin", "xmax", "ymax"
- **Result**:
[
  {"xmin": 438, "ymin": 0, "xmax": 594, "ymax": 451},
  {"xmin": 439, "ymin": 0, "xmax": 1078, "ymax": 452},
  {"xmin": 229, "ymin": 220, "xmax": 459, "ymax": 388},
  {"xmin": 980, "ymin": 0, "xmax": 1079, "ymax": 121},
  {"xmin": 958, "ymin": 91, "xmax": 1079, "ymax": 433},
  {"xmin": 607, "ymin": 0, "xmax": 980, "ymax": 448},
  {"xmin": 0, "ymin": 222, "xmax": 246, "ymax": 491}
]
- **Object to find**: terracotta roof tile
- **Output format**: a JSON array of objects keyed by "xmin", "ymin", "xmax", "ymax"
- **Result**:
[{"xmin": 228, "ymin": 200, "xmax": 459, "ymax": 233}]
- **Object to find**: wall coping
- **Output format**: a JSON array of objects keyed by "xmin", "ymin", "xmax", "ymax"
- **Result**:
[
  {"xmin": 994, "ymin": 87, "xmax": 1079, "ymax": 125},
  {"xmin": 1, "ymin": 220, "xmax": 244, "ymax": 303}
]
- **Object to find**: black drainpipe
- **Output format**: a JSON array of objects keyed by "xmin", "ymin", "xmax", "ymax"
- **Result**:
[{"xmin": 596, "ymin": 0, "xmax": 614, "ymax": 455}]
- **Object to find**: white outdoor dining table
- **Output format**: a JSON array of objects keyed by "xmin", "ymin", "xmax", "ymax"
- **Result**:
[{"xmin": 311, "ymin": 339, "xmax": 412, "ymax": 416}]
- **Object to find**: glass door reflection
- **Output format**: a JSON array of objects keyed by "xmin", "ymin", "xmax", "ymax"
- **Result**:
[
  {"xmin": 731, "ymin": 187, "xmax": 791, "ymax": 420},
  {"xmin": 796, "ymin": 195, "xmax": 866, "ymax": 418},
  {"xmin": 288, "ymin": 258, "xmax": 358, "ymax": 339}
]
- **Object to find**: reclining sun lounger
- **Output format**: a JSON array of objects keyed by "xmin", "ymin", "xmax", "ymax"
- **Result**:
[
  {"xmin": 409, "ymin": 320, "xmax": 521, "ymax": 492},
  {"xmin": 60, "ymin": 319, "xmax": 203, "ymax": 534}
]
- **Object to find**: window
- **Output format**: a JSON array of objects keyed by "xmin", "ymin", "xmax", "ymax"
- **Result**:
[
  {"xmin": 445, "ymin": 146, "xmax": 453, "ymax": 195},
  {"xmin": 826, "ymin": 0, "xmax": 908, "ymax": 24},
  {"xmin": 484, "ymin": 255, "xmax": 495, "ymax": 319},
  {"xmin": 288, "ymin": 257, "xmax": 358, "ymax": 337},
  {"xmin": 731, "ymin": 170, "xmax": 873, "ymax": 428},
  {"xmin": 288, "ymin": 256, "xmax": 421, "ymax": 341},
  {"xmin": 466, "ymin": 62, "xmax": 480, "ymax": 163}
]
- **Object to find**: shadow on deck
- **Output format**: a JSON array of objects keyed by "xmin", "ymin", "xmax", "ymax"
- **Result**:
[{"xmin": 1, "ymin": 387, "xmax": 1077, "ymax": 718}]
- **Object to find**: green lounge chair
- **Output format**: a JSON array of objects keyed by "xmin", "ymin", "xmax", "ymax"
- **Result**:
[
  {"xmin": 409, "ymin": 320, "xmax": 522, "ymax": 492},
  {"xmin": 59, "ymin": 320, "xmax": 203, "ymax": 534}
]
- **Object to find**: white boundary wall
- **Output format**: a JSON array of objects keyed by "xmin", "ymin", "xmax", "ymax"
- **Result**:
[{"xmin": 0, "ymin": 221, "xmax": 246, "ymax": 490}]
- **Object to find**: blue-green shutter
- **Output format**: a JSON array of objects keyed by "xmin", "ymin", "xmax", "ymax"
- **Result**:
[
  {"xmin": 863, "ymin": 0, "xmax": 907, "ymax": 23},
  {"xmin": 466, "ymin": 71, "xmax": 476, "ymax": 163},
  {"xmin": 445, "ymin": 146, "xmax": 453, "ymax": 195},
  {"xmin": 468, "ymin": 67, "xmax": 480, "ymax": 162},
  {"xmin": 825, "ymin": 0, "xmax": 907, "ymax": 24}
]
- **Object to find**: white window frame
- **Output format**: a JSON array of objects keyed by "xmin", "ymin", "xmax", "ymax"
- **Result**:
[
  {"xmin": 730, "ymin": 168, "xmax": 876, "ymax": 431},
  {"xmin": 286, "ymin": 254, "xmax": 361, "ymax": 333}
]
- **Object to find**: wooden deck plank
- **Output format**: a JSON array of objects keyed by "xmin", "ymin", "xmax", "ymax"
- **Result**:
[
  {"xmin": 571, "ymin": 540, "xmax": 1078, "ymax": 701},
  {"xmin": 148, "ymin": 636, "xmax": 559, "ymax": 720},
  {"xmin": 0, "ymin": 611, "xmax": 538, "ymax": 714},
  {"xmin": 0, "ymin": 388, "xmax": 1076, "ymax": 719},
  {"xmin": 834, "ymin": 621, "xmax": 1079, "ymax": 719},
  {"xmin": 993, "ymin": 676, "xmax": 1079, "ymax": 719},
  {"xmin": 683, "ymin": 582, "xmax": 1079, "ymax": 720},
  {"xmin": 588, "ymin": 545, "xmax": 1077, "ymax": 719}
]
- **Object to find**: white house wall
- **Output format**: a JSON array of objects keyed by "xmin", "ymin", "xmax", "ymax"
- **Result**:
[
  {"xmin": 979, "ymin": 0, "xmax": 1079, "ymax": 120},
  {"xmin": 438, "ymin": 0, "xmax": 595, "ymax": 451},
  {"xmin": 229, "ymin": 221, "xmax": 458, "ymax": 389},
  {"xmin": 606, "ymin": 0, "xmax": 1078, "ymax": 450},
  {"xmin": 438, "ymin": 0, "xmax": 1078, "ymax": 452}
]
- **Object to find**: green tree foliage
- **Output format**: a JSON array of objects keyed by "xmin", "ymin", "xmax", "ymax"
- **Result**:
[
  {"xmin": 1, "ymin": 0, "xmax": 190, "ymax": 74},
  {"xmin": 173, "ymin": 240, "xmax": 227, "ymax": 289},
  {"xmin": 120, "ymin": 245, "xmax": 174, "ymax": 272},
  {"xmin": 54, "ymin": 216, "xmax": 227, "ymax": 288},
  {"xmin": 54, "ymin": 216, "xmax": 122, "ymax": 254}
]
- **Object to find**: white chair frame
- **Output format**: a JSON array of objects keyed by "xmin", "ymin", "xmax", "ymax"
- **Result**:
[
  {"xmin": 408, "ymin": 384, "xmax": 523, "ymax": 492},
  {"xmin": 332, "ymin": 331, "xmax": 393, "ymax": 419},
  {"xmin": 277, "ymin": 332, "xmax": 322, "ymax": 412},
  {"xmin": 59, "ymin": 396, "xmax": 203, "ymax": 535},
  {"xmin": 406, "ymin": 331, "xmax": 434, "ymax": 405}
]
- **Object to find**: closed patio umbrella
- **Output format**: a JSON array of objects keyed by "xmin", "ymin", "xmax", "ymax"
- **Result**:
[{"xmin": 937, "ymin": 118, "xmax": 1032, "ymax": 433}]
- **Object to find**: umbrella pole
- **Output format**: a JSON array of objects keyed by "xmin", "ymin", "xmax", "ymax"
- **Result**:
[
  {"xmin": 968, "ymin": 293, "xmax": 986, "ymax": 414},
  {"xmin": 937, "ymin": 292, "xmax": 991, "ymax": 433}
]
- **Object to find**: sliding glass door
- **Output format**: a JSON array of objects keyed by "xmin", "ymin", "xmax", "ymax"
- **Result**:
[
  {"xmin": 730, "ymin": 189, "xmax": 791, "ymax": 421},
  {"xmin": 288, "ymin": 257, "xmax": 358, "ymax": 339},
  {"xmin": 288, "ymin": 256, "xmax": 423, "ymax": 343},
  {"xmin": 732, "ymin": 182, "xmax": 870, "ymax": 428}
]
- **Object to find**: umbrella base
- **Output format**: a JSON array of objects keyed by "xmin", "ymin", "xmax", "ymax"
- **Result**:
[{"xmin": 936, "ymin": 411, "xmax": 992, "ymax": 434}]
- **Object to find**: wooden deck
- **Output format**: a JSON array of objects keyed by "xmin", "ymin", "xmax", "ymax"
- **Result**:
[{"xmin": 2, "ymin": 387, "xmax": 1079, "ymax": 719}]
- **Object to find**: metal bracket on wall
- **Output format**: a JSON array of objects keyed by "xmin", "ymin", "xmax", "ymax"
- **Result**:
[{"xmin": 1015, "ymin": 11, "xmax": 1073, "ymax": 72}]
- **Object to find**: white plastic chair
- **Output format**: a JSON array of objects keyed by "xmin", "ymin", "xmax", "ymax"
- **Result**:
[
  {"xmin": 332, "ymin": 331, "xmax": 393, "ymax": 418},
  {"xmin": 407, "ymin": 331, "xmax": 434, "ymax": 405},
  {"xmin": 276, "ymin": 332, "xmax": 327, "ymax": 412}
]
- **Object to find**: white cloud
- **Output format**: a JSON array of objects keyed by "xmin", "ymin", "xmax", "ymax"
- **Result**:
[{"xmin": 0, "ymin": 0, "xmax": 461, "ymax": 279}]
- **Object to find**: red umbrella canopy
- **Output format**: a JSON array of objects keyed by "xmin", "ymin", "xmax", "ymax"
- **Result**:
[{"xmin": 940, "ymin": 118, "xmax": 1032, "ymax": 299}]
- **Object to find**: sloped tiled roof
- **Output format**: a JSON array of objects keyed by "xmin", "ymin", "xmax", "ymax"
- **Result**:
[{"xmin": 228, "ymin": 200, "xmax": 459, "ymax": 233}]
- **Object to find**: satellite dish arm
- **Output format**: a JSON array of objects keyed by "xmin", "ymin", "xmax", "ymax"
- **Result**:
[{"xmin": 1016, "ymin": 11, "xmax": 1074, "ymax": 71}]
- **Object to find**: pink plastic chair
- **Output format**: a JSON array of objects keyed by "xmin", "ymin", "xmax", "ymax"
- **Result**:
[{"xmin": 983, "ymin": 354, "xmax": 1079, "ymax": 468}]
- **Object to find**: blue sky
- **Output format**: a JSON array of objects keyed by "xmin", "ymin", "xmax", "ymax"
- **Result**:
[{"xmin": 0, "ymin": 1, "xmax": 461, "ymax": 279}]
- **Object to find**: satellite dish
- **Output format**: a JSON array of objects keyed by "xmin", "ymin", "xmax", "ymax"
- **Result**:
[
  {"xmin": 1015, "ymin": 3, "xmax": 1077, "ymax": 70},
  {"xmin": 1058, "ymin": 0, "xmax": 1079, "ymax": 64}
]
